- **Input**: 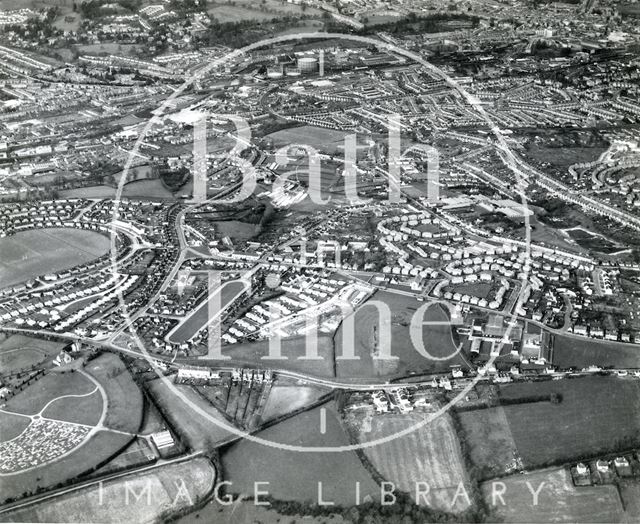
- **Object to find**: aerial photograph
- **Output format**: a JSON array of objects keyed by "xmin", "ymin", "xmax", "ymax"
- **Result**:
[{"xmin": 0, "ymin": 0, "xmax": 639, "ymax": 522}]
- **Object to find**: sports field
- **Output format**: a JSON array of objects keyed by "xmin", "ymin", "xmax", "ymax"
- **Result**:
[
  {"xmin": 360, "ymin": 413, "xmax": 472, "ymax": 514},
  {"xmin": 0, "ymin": 228, "xmax": 109, "ymax": 288},
  {"xmin": 481, "ymin": 468, "xmax": 624, "ymax": 522}
]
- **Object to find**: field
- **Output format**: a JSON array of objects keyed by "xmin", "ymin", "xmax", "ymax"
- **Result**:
[
  {"xmin": 217, "ymin": 334, "xmax": 336, "ymax": 378},
  {"xmin": 266, "ymin": 126, "xmax": 351, "ymax": 156},
  {"xmin": 222, "ymin": 403, "xmax": 380, "ymax": 506},
  {"xmin": 85, "ymin": 353, "xmax": 144, "ymax": 434},
  {"xmin": 0, "ymin": 410, "xmax": 30, "ymax": 441},
  {"xmin": 261, "ymin": 383, "xmax": 331, "ymax": 422},
  {"xmin": 0, "ymin": 334, "xmax": 66, "ymax": 373},
  {"xmin": 208, "ymin": 0, "xmax": 323, "ymax": 23},
  {"xmin": 500, "ymin": 377, "xmax": 640, "ymax": 468},
  {"xmin": 457, "ymin": 407, "xmax": 520, "ymax": 479},
  {"xmin": 213, "ymin": 220, "xmax": 259, "ymax": 241},
  {"xmin": 60, "ymin": 179, "xmax": 175, "ymax": 200},
  {"xmin": 92, "ymin": 437, "xmax": 156, "ymax": 476},
  {"xmin": 4, "ymin": 457, "xmax": 215, "ymax": 523},
  {"xmin": 0, "ymin": 354, "xmax": 144, "ymax": 502},
  {"xmin": 168, "ymin": 280, "xmax": 247, "ymax": 344},
  {"xmin": 0, "ymin": 228, "xmax": 110, "ymax": 288},
  {"xmin": 2, "ymin": 370, "xmax": 97, "ymax": 416},
  {"xmin": 334, "ymin": 291, "xmax": 468, "ymax": 379},
  {"xmin": 481, "ymin": 468, "xmax": 624, "ymax": 522},
  {"xmin": 180, "ymin": 497, "xmax": 346, "ymax": 524},
  {"xmin": 551, "ymin": 333, "xmax": 640, "ymax": 369},
  {"xmin": 358, "ymin": 413, "xmax": 471, "ymax": 514},
  {"xmin": 619, "ymin": 480, "xmax": 640, "ymax": 520},
  {"xmin": 147, "ymin": 378, "xmax": 236, "ymax": 451},
  {"xmin": 0, "ymin": 430, "xmax": 132, "ymax": 503}
]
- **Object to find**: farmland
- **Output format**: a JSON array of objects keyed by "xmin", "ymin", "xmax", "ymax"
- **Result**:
[
  {"xmin": 334, "ymin": 291, "xmax": 467, "ymax": 379},
  {"xmin": 619, "ymin": 480, "xmax": 640, "ymax": 520},
  {"xmin": 0, "ymin": 228, "xmax": 110, "ymax": 288},
  {"xmin": 356, "ymin": 412, "xmax": 472, "ymax": 514},
  {"xmin": 3, "ymin": 457, "xmax": 215, "ymax": 523},
  {"xmin": 222, "ymin": 403, "xmax": 380, "ymax": 506},
  {"xmin": 455, "ymin": 376, "xmax": 640, "ymax": 476},
  {"xmin": 481, "ymin": 468, "xmax": 624, "ymax": 522},
  {"xmin": 147, "ymin": 378, "xmax": 237, "ymax": 451},
  {"xmin": 500, "ymin": 377, "xmax": 640, "ymax": 468},
  {"xmin": 261, "ymin": 381, "xmax": 331, "ymax": 422},
  {"xmin": 551, "ymin": 333, "xmax": 640, "ymax": 369},
  {"xmin": 181, "ymin": 497, "xmax": 346, "ymax": 524},
  {"xmin": 457, "ymin": 407, "xmax": 521, "ymax": 479}
]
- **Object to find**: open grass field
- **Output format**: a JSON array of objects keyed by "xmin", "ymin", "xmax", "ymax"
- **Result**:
[
  {"xmin": 457, "ymin": 407, "xmax": 520, "ymax": 479},
  {"xmin": 500, "ymin": 376, "xmax": 640, "ymax": 468},
  {"xmin": 359, "ymin": 413, "xmax": 471, "ymax": 514},
  {"xmin": 0, "ymin": 334, "xmax": 66, "ymax": 373},
  {"xmin": 619, "ymin": 480, "xmax": 640, "ymax": 520},
  {"xmin": 169, "ymin": 280, "xmax": 247, "ymax": 343},
  {"xmin": 222, "ymin": 403, "xmax": 380, "ymax": 506},
  {"xmin": 217, "ymin": 334, "xmax": 336, "ymax": 378},
  {"xmin": 551, "ymin": 333, "xmax": 640, "ymax": 369},
  {"xmin": 213, "ymin": 220, "xmax": 259, "ymax": 241},
  {"xmin": 4, "ymin": 457, "xmax": 215, "ymax": 523},
  {"xmin": 85, "ymin": 353, "xmax": 143, "ymax": 434},
  {"xmin": 180, "ymin": 497, "xmax": 347, "ymax": 524},
  {"xmin": 0, "ymin": 410, "xmax": 30, "ymax": 441},
  {"xmin": 60, "ymin": 179, "xmax": 175, "ymax": 200},
  {"xmin": 0, "ymin": 228, "xmax": 110, "ymax": 288},
  {"xmin": 147, "ymin": 378, "xmax": 236, "ymax": 451},
  {"xmin": 335, "ymin": 291, "xmax": 467, "ymax": 379},
  {"xmin": 261, "ymin": 383, "xmax": 331, "ymax": 422},
  {"xmin": 41, "ymin": 388, "xmax": 103, "ymax": 426},
  {"xmin": 267, "ymin": 126, "xmax": 351, "ymax": 156},
  {"xmin": 0, "ymin": 348, "xmax": 45, "ymax": 373},
  {"xmin": 2, "ymin": 370, "xmax": 96, "ymax": 416},
  {"xmin": 92, "ymin": 437, "xmax": 156, "ymax": 476},
  {"xmin": 207, "ymin": 0, "xmax": 323, "ymax": 23},
  {"xmin": 481, "ymin": 467, "xmax": 624, "ymax": 523}
]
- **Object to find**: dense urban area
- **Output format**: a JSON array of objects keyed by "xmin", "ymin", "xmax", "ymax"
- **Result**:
[{"xmin": 1, "ymin": 0, "xmax": 640, "ymax": 522}]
